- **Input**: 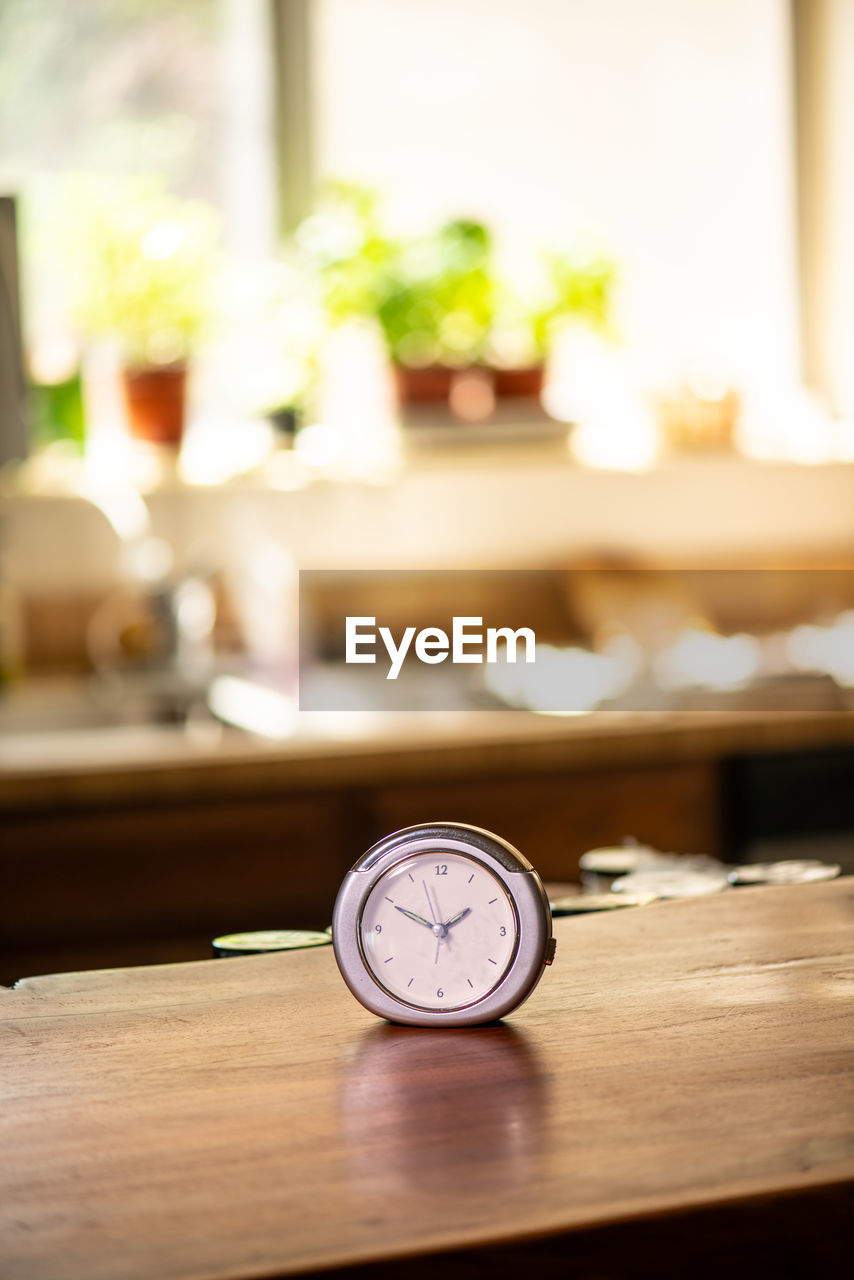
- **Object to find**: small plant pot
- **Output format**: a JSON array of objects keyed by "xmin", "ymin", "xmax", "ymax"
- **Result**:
[
  {"xmin": 121, "ymin": 364, "xmax": 187, "ymax": 446},
  {"xmin": 393, "ymin": 363, "xmax": 456, "ymax": 405},
  {"xmin": 492, "ymin": 364, "xmax": 545, "ymax": 400},
  {"xmin": 656, "ymin": 387, "xmax": 739, "ymax": 452}
]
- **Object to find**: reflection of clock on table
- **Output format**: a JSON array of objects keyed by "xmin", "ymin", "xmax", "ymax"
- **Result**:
[
  {"xmin": 340, "ymin": 1023, "xmax": 547, "ymax": 1196},
  {"xmin": 333, "ymin": 823, "xmax": 556, "ymax": 1026}
]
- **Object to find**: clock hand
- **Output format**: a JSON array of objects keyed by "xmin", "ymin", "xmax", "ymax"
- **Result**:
[
  {"xmin": 393, "ymin": 905, "xmax": 433, "ymax": 930},
  {"xmin": 422, "ymin": 880, "xmax": 438, "ymax": 924},
  {"xmin": 423, "ymin": 883, "xmax": 449, "ymax": 967},
  {"xmin": 441, "ymin": 906, "xmax": 471, "ymax": 931}
]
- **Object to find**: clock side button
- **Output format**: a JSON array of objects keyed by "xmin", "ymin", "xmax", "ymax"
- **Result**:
[{"xmin": 544, "ymin": 937, "xmax": 557, "ymax": 965}]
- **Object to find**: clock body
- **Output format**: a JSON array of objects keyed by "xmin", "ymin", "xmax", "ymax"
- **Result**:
[{"xmin": 332, "ymin": 823, "xmax": 555, "ymax": 1027}]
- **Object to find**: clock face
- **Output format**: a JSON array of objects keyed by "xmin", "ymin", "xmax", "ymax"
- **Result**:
[{"xmin": 359, "ymin": 851, "xmax": 519, "ymax": 1011}]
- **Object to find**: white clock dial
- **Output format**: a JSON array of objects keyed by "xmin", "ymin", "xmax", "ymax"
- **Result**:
[{"xmin": 359, "ymin": 851, "xmax": 518, "ymax": 1011}]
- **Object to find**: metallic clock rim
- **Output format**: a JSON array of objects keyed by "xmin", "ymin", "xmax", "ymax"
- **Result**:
[
  {"xmin": 355, "ymin": 821, "xmax": 536, "ymax": 875},
  {"xmin": 332, "ymin": 823, "xmax": 553, "ymax": 1028},
  {"xmin": 356, "ymin": 850, "xmax": 522, "ymax": 1014}
]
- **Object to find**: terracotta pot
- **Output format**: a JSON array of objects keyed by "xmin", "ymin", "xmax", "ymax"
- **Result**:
[
  {"xmin": 393, "ymin": 364, "xmax": 456, "ymax": 405},
  {"xmin": 121, "ymin": 364, "xmax": 187, "ymax": 446},
  {"xmin": 491, "ymin": 364, "xmax": 545, "ymax": 400}
]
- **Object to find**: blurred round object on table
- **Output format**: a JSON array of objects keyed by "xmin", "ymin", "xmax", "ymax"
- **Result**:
[
  {"xmin": 612, "ymin": 866, "xmax": 730, "ymax": 900},
  {"xmin": 212, "ymin": 929, "xmax": 333, "ymax": 957},
  {"xmin": 579, "ymin": 843, "xmax": 666, "ymax": 893},
  {"xmin": 728, "ymin": 860, "xmax": 841, "ymax": 887},
  {"xmin": 551, "ymin": 892, "xmax": 657, "ymax": 915}
]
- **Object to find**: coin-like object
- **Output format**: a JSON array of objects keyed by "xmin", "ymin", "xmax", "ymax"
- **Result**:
[
  {"xmin": 212, "ymin": 929, "xmax": 333, "ymax": 957},
  {"xmin": 551, "ymin": 892, "xmax": 657, "ymax": 915},
  {"xmin": 612, "ymin": 868, "xmax": 729, "ymax": 899},
  {"xmin": 578, "ymin": 845, "xmax": 664, "ymax": 892},
  {"xmin": 728, "ymin": 860, "xmax": 841, "ymax": 886}
]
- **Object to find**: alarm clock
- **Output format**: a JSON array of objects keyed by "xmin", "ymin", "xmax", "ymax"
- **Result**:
[{"xmin": 332, "ymin": 822, "xmax": 556, "ymax": 1027}]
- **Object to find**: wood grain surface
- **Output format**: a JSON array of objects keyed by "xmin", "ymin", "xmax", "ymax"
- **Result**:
[{"xmin": 2, "ymin": 880, "xmax": 853, "ymax": 1280}]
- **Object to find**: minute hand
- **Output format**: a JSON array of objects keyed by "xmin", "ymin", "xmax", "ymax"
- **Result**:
[
  {"xmin": 394, "ymin": 905, "xmax": 434, "ymax": 930},
  {"xmin": 442, "ymin": 907, "xmax": 471, "ymax": 931}
]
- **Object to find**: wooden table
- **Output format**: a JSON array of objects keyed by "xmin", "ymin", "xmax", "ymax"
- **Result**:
[{"xmin": 2, "ymin": 880, "xmax": 853, "ymax": 1280}]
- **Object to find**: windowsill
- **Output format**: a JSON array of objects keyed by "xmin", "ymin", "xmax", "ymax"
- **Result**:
[
  {"xmin": 3, "ymin": 445, "xmax": 854, "ymax": 602},
  {"xmin": 10, "ymin": 424, "xmax": 854, "ymax": 493}
]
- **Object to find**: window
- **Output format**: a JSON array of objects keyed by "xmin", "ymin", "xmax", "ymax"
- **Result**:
[
  {"xmin": 312, "ymin": 0, "xmax": 801, "ymax": 397},
  {"xmin": 0, "ymin": 0, "xmax": 278, "ymax": 473},
  {"xmin": 2, "ymin": 0, "xmax": 851, "ymax": 472}
]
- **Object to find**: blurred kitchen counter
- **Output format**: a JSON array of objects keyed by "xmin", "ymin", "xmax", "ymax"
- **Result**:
[{"xmin": 5, "ymin": 696, "xmax": 854, "ymax": 809}]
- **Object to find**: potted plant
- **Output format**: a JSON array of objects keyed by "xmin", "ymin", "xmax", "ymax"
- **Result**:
[
  {"xmin": 295, "ymin": 182, "xmax": 398, "ymax": 337},
  {"xmin": 484, "ymin": 284, "xmax": 551, "ymax": 400},
  {"xmin": 545, "ymin": 242, "xmax": 614, "ymax": 335},
  {"xmin": 487, "ymin": 244, "xmax": 615, "ymax": 402},
  {"xmin": 67, "ymin": 177, "xmax": 217, "ymax": 445},
  {"xmin": 377, "ymin": 218, "xmax": 494, "ymax": 406},
  {"xmin": 296, "ymin": 186, "xmax": 616, "ymax": 418},
  {"xmin": 297, "ymin": 190, "xmax": 495, "ymax": 410}
]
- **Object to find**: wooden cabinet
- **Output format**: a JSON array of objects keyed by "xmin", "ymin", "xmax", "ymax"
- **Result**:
[
  {"xmin": 1, "ymin": 761, "xmax": 720, "ymax": 985},
  {"xmin": 368, "ymin": 761, "xmax": 719, "ymax": 882},
  {"xmin": 1, "ymin": 795, "xmax": 355, "ymax": 982}
]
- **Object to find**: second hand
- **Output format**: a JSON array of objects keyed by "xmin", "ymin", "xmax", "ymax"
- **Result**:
[{"xmin": 424, "ymin": 880, "xmax": 446, "ymax": 964}]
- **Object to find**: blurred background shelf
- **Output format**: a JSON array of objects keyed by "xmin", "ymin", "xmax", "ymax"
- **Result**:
[{"xmin": 5, "ymin": 456, "xmax": 854, "ymax": 597}]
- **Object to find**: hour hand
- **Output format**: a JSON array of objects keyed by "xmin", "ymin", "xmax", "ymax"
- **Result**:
[
  {"xmin": 442, "ymin": 907, "xmax": 471, "ymax": 931},
  {"xmin": 394, "ymin": 905, "xmax": 434, "ymax": 930}
]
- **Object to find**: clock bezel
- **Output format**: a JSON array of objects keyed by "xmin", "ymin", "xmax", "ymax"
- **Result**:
[{"xmin": 332, "ymin": 823, "xmax": 553, "ymax": 1027}]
